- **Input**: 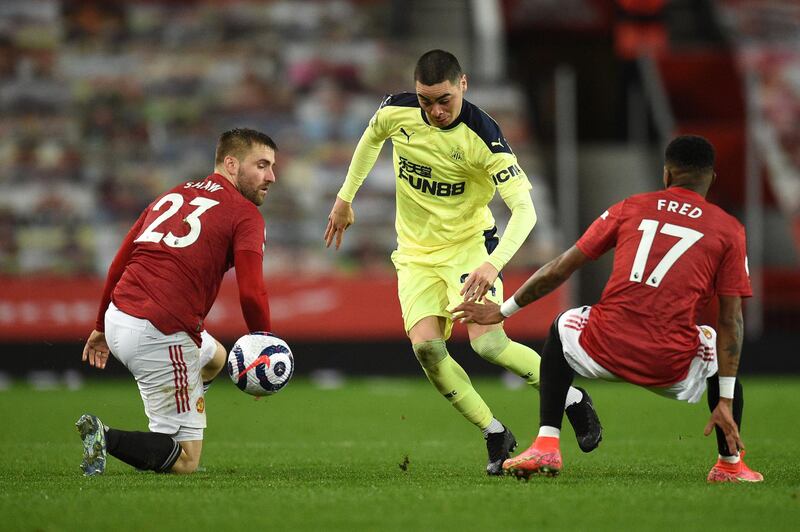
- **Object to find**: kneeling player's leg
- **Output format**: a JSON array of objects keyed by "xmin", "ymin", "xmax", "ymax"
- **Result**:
[
  {"xmin": 410, "ymin": 317, "xmax": 493, "ymax": 430},
  {"xmin": 104, "ymin": 427, "xmax": 183, "ymax": 472},
  {"xmin": 469, "ymin": 325, "xmax": 540, "ymax": 387},
  {"xmin": 706, "ymin": 374, "xmax": 744, "ymax": 457}
]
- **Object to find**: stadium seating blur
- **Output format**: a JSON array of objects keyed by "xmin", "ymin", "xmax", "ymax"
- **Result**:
[{"xmin": 1, "ymin": 0, "xmax": 799, "ymax": 373}]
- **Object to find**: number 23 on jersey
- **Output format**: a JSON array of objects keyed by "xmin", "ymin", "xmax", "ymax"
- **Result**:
[{"xmin": 134, "ymin": 192, "xmax": 220, "ymax": 249}]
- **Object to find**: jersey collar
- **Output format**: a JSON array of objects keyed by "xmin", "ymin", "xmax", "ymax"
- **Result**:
[{"xmin": 419, "ymin": 99, "xmax": 466, "ymax": 131}]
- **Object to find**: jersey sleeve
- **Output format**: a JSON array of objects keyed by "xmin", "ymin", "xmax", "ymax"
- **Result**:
[
  {"xmin": 576, "ymin": 200, "xmax": 625, "ymax": 259},
  {"xmin": 233, "ymin": 207, "xmax": 266, "ymax": 256},
  {"xmin": 485, "ymin": 150, "xmax": 533, "ymax": 200},
  {"xmin": 715, "ymin": 223, "xmax": 752, "ymax": 297},
  {"xmin": 486, "ymin": 186, "xmax": 537, "ymax": 271},
  {"xmin": 95, "ymin": 210, "xmax": 147, "ymax": 331},
  {"xmin": 337, "ymin": 101, "xmax": 391, "ymax": 202}
]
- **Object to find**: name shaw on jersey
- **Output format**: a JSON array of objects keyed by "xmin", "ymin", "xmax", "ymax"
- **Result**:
[
  {"xmin": 184, "ymin": 180, "xmax": 223, "ymax": 192},
  {"xmin": 398, "ymin": 155, "xmax": 465, "ymax": 197}
]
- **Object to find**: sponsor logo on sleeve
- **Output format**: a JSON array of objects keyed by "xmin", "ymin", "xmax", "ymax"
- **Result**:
[{"xmin": 491, "ymin": 163, "xmax": 523, "ymax": 185}]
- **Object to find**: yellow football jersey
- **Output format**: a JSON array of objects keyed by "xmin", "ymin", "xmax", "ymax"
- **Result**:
[{"xmin": 338, "ymin": 92, "xmax": 532, "ymax": 255}]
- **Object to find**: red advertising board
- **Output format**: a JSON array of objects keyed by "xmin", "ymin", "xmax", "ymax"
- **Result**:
[{"xmin": 0, "ymin": 273, "xmax": 566, "ymax": 342}]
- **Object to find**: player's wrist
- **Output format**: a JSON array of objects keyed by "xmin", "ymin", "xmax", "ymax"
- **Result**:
[
  {"xmin": 718, "ymin": 376, "xmax": 736, "ymax": 399},
  {"xmin": 500, "ymin": 296, "xmax": 522, "ymax": 318}
]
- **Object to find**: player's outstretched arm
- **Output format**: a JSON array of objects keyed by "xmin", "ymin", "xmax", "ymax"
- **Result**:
[
  {"xmin": 453, "ymin": 245, "xmax": 589, "ymax": 324},
  {"xmin": 324, "ymin": 196, "xmax": 355, "ymax": 250},
  {"xmin": 703, "ymin": 295, "xmax": 745, "ymax": 453},
  {"xmin": 82, "ymin": 330, "xmax": 110, "ymax": 369}
]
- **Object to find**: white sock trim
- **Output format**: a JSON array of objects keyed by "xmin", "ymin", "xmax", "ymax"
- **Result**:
[
  {"xmin": 482, "ymin": 418, "xmax": 505, "ymax": 437},
  {"xmin": 538, "ymin": 426, "xmax": 561, "ymax": 439}
]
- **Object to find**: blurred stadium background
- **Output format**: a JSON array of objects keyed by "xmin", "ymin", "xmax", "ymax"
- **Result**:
[{"xmin": 1, "ymin": 0, "xmax": 799, "ymax": 384}]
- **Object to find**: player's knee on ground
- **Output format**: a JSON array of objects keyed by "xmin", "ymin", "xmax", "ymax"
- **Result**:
[
  {"xmin": 200, "ymin": 340, "xmax": 227, "ymax": 382},
  {"xmin": 171, "ymin": 440, "xmax": 203, "ymax": 474},
  {"xmin": 470, "ymin": 329, "xmax": 511, "ymax": 364},
  {"xmin": 412, "ymin": 339, "xmax": 449, "ymax": 370}
]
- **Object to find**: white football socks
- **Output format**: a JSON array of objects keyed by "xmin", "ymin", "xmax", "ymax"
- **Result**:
[{"xmin": 482, "ymin": 417, "xmax": 505, "ymax": 437}]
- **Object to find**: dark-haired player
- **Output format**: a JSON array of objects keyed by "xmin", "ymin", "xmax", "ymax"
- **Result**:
[
  {"xmin": 455, "ymin": 135, "xmax": 763, "ymax": 482},
  {"xmin": 77, "ymin": 128, "xmax": 276, "ymax": 475},
  {"xmin": 324, "ymin": 49, "xmax": 600, "ymax": 475}
]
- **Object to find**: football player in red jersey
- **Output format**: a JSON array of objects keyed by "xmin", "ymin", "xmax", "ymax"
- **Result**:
[
  {"xmin": 76, "ymin": 128, "xmax": 276, "ymax": 475},
  {"xmin": 454, "ymin": 135, "xmax": 763, "ymax": 482}
]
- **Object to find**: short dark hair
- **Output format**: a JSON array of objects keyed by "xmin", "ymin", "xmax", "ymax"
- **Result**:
[
  {"xmin": 215, "ymin": 128, "xmax": 277, "ymax": 165},
  {"xmin": 664, "ymin": 135, "xmax": 715, "ymax": 174},
  {"xmin": 414, "ymin": 49, "xmax": 463, "ymax": 85}
]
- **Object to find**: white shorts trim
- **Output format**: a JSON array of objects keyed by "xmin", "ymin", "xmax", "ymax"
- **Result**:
[
  {"xmin": 105, "ymin": 303, "xmax": 206, "ymax": 438},
  {"xmin": 557, "ymin": 306, "xmax": 718, "ymax": 404}
]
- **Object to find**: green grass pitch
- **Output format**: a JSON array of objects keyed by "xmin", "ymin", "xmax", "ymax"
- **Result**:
[{"xmin": 1, "ymin": 376, "xmax": 798, "ymax": 531}]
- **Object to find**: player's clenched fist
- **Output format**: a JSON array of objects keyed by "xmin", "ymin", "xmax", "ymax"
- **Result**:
[
  {"xmin": 324, "ymin": 196, "xmax": 355, "ymax": 250},
  {"xmin": 82, "ymin": 330, "xmax": 110, "ymax": 369}
]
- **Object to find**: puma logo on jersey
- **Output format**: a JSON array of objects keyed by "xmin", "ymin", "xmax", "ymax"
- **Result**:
[
  {"xmin": 400, "ymin": 127, "xmax": 414, "ymax": 143},
  {"xmin": 491, "ymin": 138, "xmax": 504, "ymax": 148}
]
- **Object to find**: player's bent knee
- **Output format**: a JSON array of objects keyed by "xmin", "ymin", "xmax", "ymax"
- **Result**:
[
  {"xmin": 470, "ymin": 329, "xmax": 510, "ymax": 363},
  {"xmin": 412, "ymin": 339, "xmax": 448, "ymax": 369}
]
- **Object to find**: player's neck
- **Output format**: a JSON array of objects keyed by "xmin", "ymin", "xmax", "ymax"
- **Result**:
[
  {"xmin": 213, "ymin": 168, "xmax": 236, "ymax": 186},
  {"xmin": 667, "ymin": 184, "xmax": 708, "ymax": 198}
]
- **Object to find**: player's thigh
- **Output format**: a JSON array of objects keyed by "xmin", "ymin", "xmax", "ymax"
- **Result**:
[
  {"xmin": 466, "ymin": 321, "xmax": 504, "ymax": 342},
  {"xmin": 408, "ymin": 316, "xmax": 447, "ymax": 344},
  {"xmin": 393, "ymin": 252, "xmax": 451, "ymax": 337},
  {"xmin": 111, "ymin": 318, "xmax": 206, "ymax": 437}
]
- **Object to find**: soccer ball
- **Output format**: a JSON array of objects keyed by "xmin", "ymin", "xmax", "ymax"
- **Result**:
[{"xmin": 226, "ymin": 332, "xmax": 294, "ymax": 396}]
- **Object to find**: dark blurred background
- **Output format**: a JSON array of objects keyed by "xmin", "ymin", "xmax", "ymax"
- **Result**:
[{"xmin": 1, "ymin": 0, "xmax": 798, "ymax": 382}]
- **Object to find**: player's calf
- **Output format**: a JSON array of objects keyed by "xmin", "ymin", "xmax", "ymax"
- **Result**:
[{"xmin": 101, "ymin": 426, "xmax": 184, "ymax": 473}]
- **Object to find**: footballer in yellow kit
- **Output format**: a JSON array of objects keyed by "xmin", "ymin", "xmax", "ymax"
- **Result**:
[{"xmin": 325, "ymin": 50, "xmax": 599, "ymax": 475}]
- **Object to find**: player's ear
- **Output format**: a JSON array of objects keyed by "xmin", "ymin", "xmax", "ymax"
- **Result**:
[
  {"xmin": 460, "ymin": 74, "xmax": 467, "ymax": 93},
  {"xmin": 663, "ymin": 166, "xmax": 671, "ymax": 188},
  {"xmin": 224, "ymin": 155, "xmax": 240, "ymax": 177}
]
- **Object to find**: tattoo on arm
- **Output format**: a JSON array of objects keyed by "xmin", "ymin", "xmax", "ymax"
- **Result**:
[
  {"xmin": 517, "ymin": 272, "xmax": 563, "ymax": 306},
  {"xmin": 718, "ymin": 311, "xmax": 743, "ymax": 375}
]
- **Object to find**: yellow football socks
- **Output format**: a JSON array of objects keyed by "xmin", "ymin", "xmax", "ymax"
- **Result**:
[
  {"xmin": 413, "ymin": 339, "xmax": 493, "ymax": 429},
  {"xmin": 471, "ymin": 329, "xmax": 541, "ymax": 388}
]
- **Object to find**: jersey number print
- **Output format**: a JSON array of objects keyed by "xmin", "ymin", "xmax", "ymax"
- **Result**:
[
  {"xmin": 629, "ymin": 219, "xmax": 704, "ymax": 287},
  {"xmin": 134, "ymin": 193, "xmax": 220, "ymax": 248}
]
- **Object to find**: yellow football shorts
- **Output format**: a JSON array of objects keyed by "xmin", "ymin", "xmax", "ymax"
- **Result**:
[{"xmin": 391, "ymin": 230, "xmax": 504, "ymax": 340}]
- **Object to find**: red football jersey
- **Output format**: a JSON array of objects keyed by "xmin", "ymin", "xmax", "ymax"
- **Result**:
[
  {"xmin": 576, "ymin": 186, "xmax": 751, "ymax": 387},
  {"xmin": 112, "ymin": 173, "xmax": 265, "ymax": 345}
]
